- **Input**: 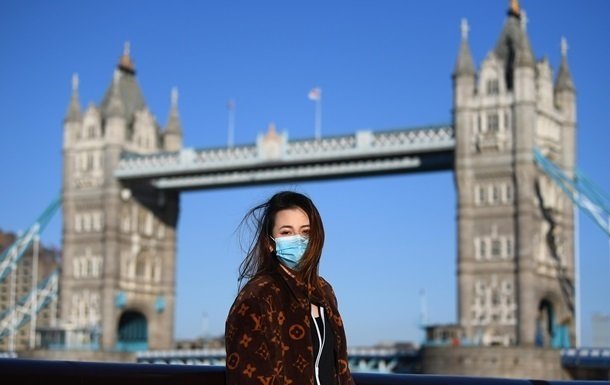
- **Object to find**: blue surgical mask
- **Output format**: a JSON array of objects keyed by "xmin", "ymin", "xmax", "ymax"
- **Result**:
[{"xmin": 273, "ymin": 235, "xmax": 309, "ymax": 269}]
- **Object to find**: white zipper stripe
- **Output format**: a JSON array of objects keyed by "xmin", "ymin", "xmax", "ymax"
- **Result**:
[{"xmin": 312, "ymin": 306, "xmax": 325, "ymax": 385}]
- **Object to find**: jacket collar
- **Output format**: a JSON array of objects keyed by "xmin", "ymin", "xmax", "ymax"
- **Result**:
[{"xmin": 274, "ymin": 264, "xmax": 326, "ymax": 307}]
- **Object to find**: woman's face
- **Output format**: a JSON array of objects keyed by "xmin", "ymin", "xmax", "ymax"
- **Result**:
[{"xmin": 272, "ymin": 207, "xmax": 310, "ymax": 239}]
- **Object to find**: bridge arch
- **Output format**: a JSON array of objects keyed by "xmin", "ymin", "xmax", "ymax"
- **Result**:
[
  {"xmin": 535, "ymin": 299, "xmax": 556, "ymax": 347},
  {"xmin": 116, "ymin": 310, "xmax": 148, "ymax": 352}
]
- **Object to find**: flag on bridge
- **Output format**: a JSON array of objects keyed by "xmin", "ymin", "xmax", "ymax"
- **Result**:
[{"xmin": 308, "ymin": 87, "xmax": 321, "ymax": 101}]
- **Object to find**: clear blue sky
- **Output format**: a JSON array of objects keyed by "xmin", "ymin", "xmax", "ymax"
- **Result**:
[{"xmin": 1, "ymin": 0, "xmax": 609, "ymax": 347}]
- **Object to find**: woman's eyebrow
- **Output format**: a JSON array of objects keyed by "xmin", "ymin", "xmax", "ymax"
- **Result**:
[
  {"xmin": 278, "ymin": 225, "xmax": 294, "ymax": 230},
  {"xmin": 300, "ymin": 225, "xmax": 310, "ymax": 229}
]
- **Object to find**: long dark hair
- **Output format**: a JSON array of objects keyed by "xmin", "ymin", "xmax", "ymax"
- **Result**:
[{"xmin": 238, "ymin": 191, "xmax": 325, "ymax": 291}]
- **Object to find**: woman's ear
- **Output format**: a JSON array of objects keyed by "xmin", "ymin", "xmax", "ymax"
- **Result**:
[{"xmin": 267, "ymin": 237, "xmax": 275, "ymax": 253}]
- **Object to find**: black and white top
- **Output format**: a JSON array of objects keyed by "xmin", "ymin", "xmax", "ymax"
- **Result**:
[{"xmin": 311, "ymin": 306, "xmax": 336, "ymax": 385}]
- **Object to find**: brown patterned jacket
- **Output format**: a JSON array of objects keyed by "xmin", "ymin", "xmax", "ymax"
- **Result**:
[{"xmin": 225, "ymin": 266, "xmax": 355, "ymax": 385}]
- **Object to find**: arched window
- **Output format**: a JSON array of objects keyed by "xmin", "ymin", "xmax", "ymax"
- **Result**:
[
  {"xmin": 505, "ymin": 238, "xmax": 514, "ymax": 258},
  {"xmin": 478, "ymin": 186, "xmax": 486, "ymax": 205},
  {"xmin": 491, "ymin": 185, "xmax": 500, "ymax": 204},
  {"xmin": 136, "ymin": 251, "xmax": 155, "ymax": 281},
  {"xmin": 480, "ymin": 239, "xmax": 487, "ymax": 259},
  {"xmin": 487, "ymin": 112, "xmax": 499, "ymax": 132},
  {"xmin": 73, "ymin": 259, "xmax": 81, "ymax": 278},
  {"xmin": 136, "ymin": 258, "xmax": 146, "ymax": 278},
  {"xmin": 153, "ymin": 258, "xmax": 162, "ymax": 282},
  {"xmin": 486, "ymin": 78, "xmax": 499, "ymax": 95},
  {"xmin": 491, "ymin": 239, "xmax": 502, "ymax": 257}
]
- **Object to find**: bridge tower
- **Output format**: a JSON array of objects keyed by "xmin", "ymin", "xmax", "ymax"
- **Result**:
[
  {"xmin": 61, "ymin": 44, "xmax": 181, "ymax": 351},
  {"xmin": 453, "ymin": 1, "xmax": 576, "ymax": 348}
]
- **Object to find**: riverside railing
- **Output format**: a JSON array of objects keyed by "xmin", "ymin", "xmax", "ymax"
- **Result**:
[{"xmin": 0, "ymin": 358, "xmax": 606, "ymax": 385}]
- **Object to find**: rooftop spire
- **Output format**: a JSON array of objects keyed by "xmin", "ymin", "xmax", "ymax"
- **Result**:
[
  {"xmin": 65, "ymin": 73, "xmax": 81, "ymax": 122},
  {"xmin": 171, "ymin": 87, "xmax": 179, "ymax": 108},
  {"xmin": 72, "ymin": 72, "xmax": 79, "ymax": 93},
  {"xmin": 118, "ymin": 41, "xmax": 135, "ymax": 75},
  {"xmin": 461, "ymin": 17, "xmax": 469, "ymax": 40},
  {"xmin": 495, "ymin": 0, "xmax": 535, "ymax": 80},
  {"xmin": 454, "ymin": 18, "xmax": 475, "ymax": 77},
  {"xmin": 509, "ymin": 0, "xmax": 521, "ymax": 18},
  {"xmin": 556, "ymin": 37, "xmax": 575, "ymax": 92},
  {"xmin": 100, "ymin": 43, "xmax": 146, "ymax": 120},
  {"xmin": 166, "ymin": 87, "xmax": 182, "ymax": 134},
  {"xmin": 561, "ymin": 36, "xmax": 569, "ymax": 57}
]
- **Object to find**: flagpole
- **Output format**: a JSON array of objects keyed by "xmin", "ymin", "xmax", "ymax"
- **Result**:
[
  {"xmin": 227, "ymin": 99, "xmax": 235, "ymax": 147},
  {"xmin": 315, "ymin": 96, "xmax": 322, "ymax": 140},
  {"xmin": 309, "ymin": 87, "xmax": 322, "ymax": 140}
]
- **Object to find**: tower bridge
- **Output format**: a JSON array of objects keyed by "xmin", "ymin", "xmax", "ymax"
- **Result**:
[
  {"xmin": 3, "ymin": 0, "xmax": 606, "ymax": 380},
  {"xmin": 63, "ymin": 1, "xmax": 576, "ymax": 356},
  {"xmin": 58, "ymin": 0, "xmax": 579, "ymax": 370}
]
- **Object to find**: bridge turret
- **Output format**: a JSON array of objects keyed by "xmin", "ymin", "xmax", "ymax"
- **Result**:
[
  {"xmin": 132, "ymin": 107, "xmax": 160, "ymax": 153},
  {"xmin": 63, "ymin": 73, "xmax": 82, "ymax": 149},
  {"xmin": 555, "ymin": 38, "xmax": 576, "ymax": 162},
  {"xmin": 64, "ymin": 73, "xmax": 82, "ymax": 123},
  {"xmin": 453, "ymin": 18, "xmax": 475, "ymax": 108},
  {"xmin": 453, "ymin": 19, "xmax": 476, "ymax": 96},
  {"xmin": 536, "ymin": 58, "xmax": 554, "ymax": 112},
  {"xmin": 104, "ymin": 70, "xmax": 127, "ymax": 145},
  {"xmin": 555, "ymin": 38, "xmax": 575, "ymax": 97},
  {"xmin": 164, "ymin": 87, "xmax": 183, "ymax": 152},
  {"xmin": 451, "ymin": 1, "xmax": 576, "ymax": 349},
  {"xmin": 61, "ymin": 43, "xmax": 178, "ymax": 353},
  {"xmin": 453, "ymin": 17, "xmax": 476, "ymax": 166}
]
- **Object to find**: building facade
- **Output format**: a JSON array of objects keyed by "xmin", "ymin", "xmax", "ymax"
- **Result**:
[
  {"xmin": 60, "ymin": 45, "xmax": 181, "ymax": 351},
  {"xmin": 0, "ymin": 231, "xmax": 60, "ymax": 351}
]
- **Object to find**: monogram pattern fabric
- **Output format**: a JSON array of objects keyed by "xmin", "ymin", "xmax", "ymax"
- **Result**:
[{"xmin": 225, "ymin": 267, "xmax": 355, "ymax": 385}]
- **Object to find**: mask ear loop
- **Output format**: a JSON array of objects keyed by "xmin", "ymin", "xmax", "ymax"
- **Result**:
[{"xmin": 268, "ymin": 235, "xmax": 276, "ymax": 254}]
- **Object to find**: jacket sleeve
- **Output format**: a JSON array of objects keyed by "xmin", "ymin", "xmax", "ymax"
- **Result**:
[{"xmin": 225, "ymin": 294, "xmax": 277, "ymax": 385}]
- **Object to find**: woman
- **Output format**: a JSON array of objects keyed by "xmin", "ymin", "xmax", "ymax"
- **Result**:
[{"xmin": 225, "ymin": 191, "xmax": 354, "ymax": 385}]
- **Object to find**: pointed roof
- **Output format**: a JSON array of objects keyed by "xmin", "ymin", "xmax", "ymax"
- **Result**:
[
  {"xmin": 100, "ymin": 42, "xmax": 147, "ymax": 122},
  {"xmin": 105, "ymin": 70, "xmax": 126, "ymax": 118},
  {"xmin": 515, "ymin": 29, "xmax": 535, "ymax": 68},
  {"xmin": 494, "ymin": 1, "xmax": 535, "ymax": 86},
  {"xmin": 454, "ymin": 18, "xmax": 476, "ymax": 77},
  {"xmin": 555, "ymin": 37, "xmax": 575, "ymax": 92},
  {"xmin": 65, "ymin": 73, "xmax": 81, "ymax": 122},
  {"xmin": 166, "ymin": 87, "xmax": 182, "ymax": 134}
]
